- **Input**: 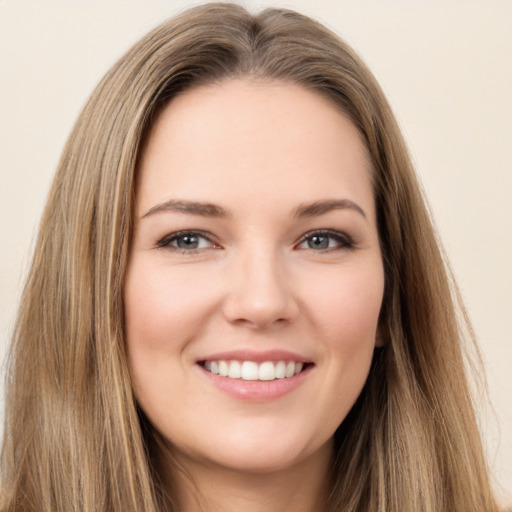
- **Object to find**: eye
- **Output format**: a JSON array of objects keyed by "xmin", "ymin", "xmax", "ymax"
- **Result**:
[
  {"xmin": 156, "ymin": 230, "xmax": 218, "ymax": 252},
  {"xmin": 296, "ymin": 230, "xmax": 353, "ymax": 251}
]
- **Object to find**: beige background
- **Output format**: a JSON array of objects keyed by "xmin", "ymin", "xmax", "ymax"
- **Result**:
[{"xmin": 0, "ymin": 0, "xmax": 511, "ymax": 504}]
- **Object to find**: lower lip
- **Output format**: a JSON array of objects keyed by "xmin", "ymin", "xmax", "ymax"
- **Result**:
[{"xmin": 198, "ymin": 365, "xmax": 312, "ymax": 401}]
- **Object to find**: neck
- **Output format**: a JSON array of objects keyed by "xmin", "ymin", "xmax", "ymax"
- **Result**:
[{"xmin": 158, "ymin": 439, "xmax": 333, "ymax": 512}]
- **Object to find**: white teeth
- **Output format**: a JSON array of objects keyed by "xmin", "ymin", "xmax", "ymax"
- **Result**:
[
  {"xmin": 241, "ymin": 361, "xmax": 258, "ymax": 380},
  {"xmin": 258, "ymin": 361, "xmax": 275, "ymax": 381},
  {"xmin": 203, "ymin": 360, "xmax": 308, "ymax": 381},
  {"xmin": 218, "ymin": 360, "xmax": 229, "ymax": 377},
  {"xmin": 275, "ymin": 361, "xmax": 286, "ymax": 379},
  {"xmin": 228, "ymin": 360, "xmax": 241, "ymax": 379},
  {"xmin": 285, "ymin": 361, "xmax": 295, "ymax": 378}
]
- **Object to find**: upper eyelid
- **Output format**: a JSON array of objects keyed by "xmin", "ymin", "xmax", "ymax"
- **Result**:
[
  {"xmin": 300, "ymin": 228, "xmax": 347, "ymax": 237},
  {"xmin": 156, "ymin": 230, "xmax": 218, "ymax": 248},
  {"xmin": 297, "ymin": 229, "xmax": 352, "ymax": 242}
]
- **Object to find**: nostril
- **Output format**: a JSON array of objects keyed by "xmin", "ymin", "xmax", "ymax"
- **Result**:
[
  {"xmin": 221, "ymin": 265, "xmax": 299, "ymax": 328},
  {"xmin": 223, "ymin": 296, "xmax": 298, "ymax": 329}
]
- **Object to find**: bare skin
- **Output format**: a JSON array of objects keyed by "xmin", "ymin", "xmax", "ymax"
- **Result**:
[
  {"xmin": 160, "ymin": 437, "xmax": 333, "ymax": 512},
  {"xmin": 125, "ymin": 79, "xmax": 384, "ymax": 511}
]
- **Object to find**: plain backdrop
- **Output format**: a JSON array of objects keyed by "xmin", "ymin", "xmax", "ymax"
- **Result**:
[{"xmin": 0, "ymin": 0, "xmax": 511, "ymax": 505}]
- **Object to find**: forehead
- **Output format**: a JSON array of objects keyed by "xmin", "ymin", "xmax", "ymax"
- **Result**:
[{"xmin": 136, "ymin": 79, "xmax": 374, "ymax": 219}]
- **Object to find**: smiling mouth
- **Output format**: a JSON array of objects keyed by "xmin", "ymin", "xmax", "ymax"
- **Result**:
[{"xmin": 200, "ymin": 360, "xmax": 311, "ymax": 381}]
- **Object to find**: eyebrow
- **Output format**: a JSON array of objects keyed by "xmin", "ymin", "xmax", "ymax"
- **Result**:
[
  {"xmin": 141, "ymin": 198, "xmax": 367, "ymax": 221},
  {"xmin": 293, "ymin": 199, "xmax": 367, "ymax": 220},
  {"xmin": 142, "ymin": 199, "xmax": 231, "ymax": 219}
]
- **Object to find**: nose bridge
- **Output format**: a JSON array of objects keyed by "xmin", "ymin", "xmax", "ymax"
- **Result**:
[{"xmin": 223, "ymin": 240, "xmax": 297, "ymax": 328}]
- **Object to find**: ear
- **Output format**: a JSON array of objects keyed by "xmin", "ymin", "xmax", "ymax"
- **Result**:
[{"xmin": 374, "ymin": 322, "xmax": 388, "ymax": 348}]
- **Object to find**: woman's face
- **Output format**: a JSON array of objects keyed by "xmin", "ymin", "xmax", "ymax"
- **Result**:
[{"xmin": 125, "ymin": 79, "xmax": 384, "ymax": 475}]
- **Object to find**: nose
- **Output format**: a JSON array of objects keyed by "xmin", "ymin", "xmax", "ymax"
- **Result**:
[{"xmin": 222, "ymin": 246, "xmax": 298, "ymax": 329}]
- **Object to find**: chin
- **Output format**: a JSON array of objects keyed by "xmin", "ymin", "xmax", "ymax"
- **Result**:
[{"xmin": 180, "ymin": 427, "xmax": 332, "ymax": 476}]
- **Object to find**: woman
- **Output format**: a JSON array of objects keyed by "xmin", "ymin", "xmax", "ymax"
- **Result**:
[{"xmin": 0, "ymin": 3, "xmax": 502, "ymax": 511}]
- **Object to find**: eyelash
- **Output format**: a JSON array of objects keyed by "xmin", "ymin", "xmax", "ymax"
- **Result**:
[
  {"xmin": 156, "ymin": 230, "xmax": 218, "ymax": 253},
  {"xmin": 296, "ymin": 229, "xmax": 354, "ymax": 252},
  {"xmin": 156, "ymin": 229, "xmax": 354, "ymax": 253}
]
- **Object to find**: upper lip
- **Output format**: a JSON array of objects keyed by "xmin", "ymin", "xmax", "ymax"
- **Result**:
[{"xmin": 197, "ymin": 349, "xmax": 312, "ymax": 364}]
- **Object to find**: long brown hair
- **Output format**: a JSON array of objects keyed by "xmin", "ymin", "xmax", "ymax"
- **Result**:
[{"xmin": 1, "ymin": 3, "xmax": 500, "ymax": 511}]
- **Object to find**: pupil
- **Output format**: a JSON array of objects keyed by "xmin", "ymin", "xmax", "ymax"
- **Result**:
[
  {"xmin": 177, "ymin": 235, "xmax": 199, "ymax": 249},
  {"xmin": 309, "ymin": 235, "xmax": 329, "ymax": 249}
]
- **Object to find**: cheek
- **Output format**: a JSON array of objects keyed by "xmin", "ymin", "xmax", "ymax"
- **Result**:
[
  {"xmin": 124, "ymin": 262, "xmax": 193, "ymax": 425},
  {"xmin": 124, "ymin": 260, "xmax": 215, "ymax": 351},
  {"xmin": 307, "ymin": 263, "xmax": 384, "ymax": 348},
  {"xmin": 123, "ymin": 262, "xmax": 194, "ymax": 396},
  {"xmin": 308, "ymin": 266, "xmax": 383, "ymax": 426},
  {"xmin": 123, "ymin": 259, "xmax": 227, "ymax": 417}
]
